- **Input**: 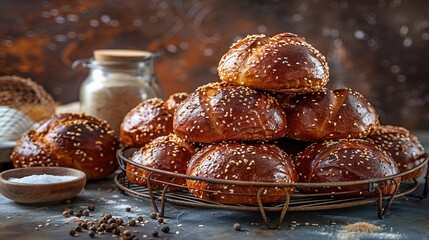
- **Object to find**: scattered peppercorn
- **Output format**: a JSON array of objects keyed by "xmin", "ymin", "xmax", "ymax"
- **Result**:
[
  {"xmin": 89, "ymin": 230, "xmax": 95, "ymax": 238},
  {"xmin": 97, "ymin": 227, "xmax": 104, "ymax": 233},
  {"xmin": 113, "ymin": 228, "xmax": 121, "ymax": 235},
  {"xmin": 62, "ymin": 211, "xmax": 70, "ymax": 217},
  {"xmin": 88, "ymin": 204, "xmax": 96, "ymax": 211},
  {"xmin": 150, "ymin": 212, "xmax": 157, "ymax": 219},
  {"xmin": 75, "ymin": 226, "xmax": 82, "ymax": 232},
  {"xmin": 75, "ymin": 210, "xmax": 82, "ymax": 218},
  {"xmin": 106, "ymin": 227, "xmax": 112, "ymax": 233},
  {"xmin": 83, "ymin": 210, "xmax": 90, "ymax": 217},
  {"xmin": 69, "ymin": 229, "xmax": 76, "ymax": 236},
  {"xmin": 108, "ymin": 218, "xmax": 116, "ymax": 224},
  {"xmin": 125, "ymin": 207, "xmax": 131, "ymax": 212},
  {"xmin": 233, "ymin": 223, "xmax": 241, "ymax": 231},
  {"xmin": 82, "ymin": 223, "xmax": 88, "ymax": 230},
  {"xmin": 100, "ymin": 223, "xmax": 108, "ymax": 230},
  {"xmin": 89, "ymin": 226, "xmax": 97, "ymax": 232},
  {"xmin": 128, "ymin": 219, "xmax": 136, "ymax": 226},
  {"xmin": 123, "ymin": 230, "xmax": 132, "ymax": 237},
  {"xmin": 116, "ymin": 218, "xmax": 124, "ymax": 226},
  {"xmin": 152, "ymin": 230, "xmax": 159, "ymax": 237},
  {"xmin": 110, "ymin": 223, "xmax": 118, "ymax": 229},
  {"xmin": 105, "ymin": 214, "xmax": 112, "ymax": 219},
  {"xmin": 161, "ymin": 225, "xmax": 170, "ymax": 233},
  {"xmin": 137, "ymin": 216, "xmax": 144, "ymax": 222},
  {"xmin": 157, "ymin": 218, "xmax": 164, "ymax": 224}
]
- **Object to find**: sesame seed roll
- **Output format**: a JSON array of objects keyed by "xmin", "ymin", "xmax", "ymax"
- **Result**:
[
  {"xmin": 295, "ymin": 138, "xmax": 400, "ymax": 197},
  {"xmin": 126, "ymin": 134, "xmax": 196, "ymax": 190},
  {"xmin": 120, "ymin": 93, "xmax": 189, "ymax": 148},
  {"xmin": 11, "ymin": 113, "xmax": 119, "ymax": 180},
  {"xmin": 276, "ymin": 88, "xmax": 380, "ymax": 141},
  {"xmin": 173, "ymin": 82, "xmax": 287, "ymax": 143},
  {"xmin": 368, "ymin": 125, "xmax": 426, "ymax": 181},
  {"xmin": 186, "ymin": 142, "xmax": 297, "ymax": 204},
  {"xmin": 218, "ymin": 32, "xmax": 329, "ymax": 93}
]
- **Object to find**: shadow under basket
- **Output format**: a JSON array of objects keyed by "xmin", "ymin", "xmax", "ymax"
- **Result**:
[{"xmin": 115, "ymin": 149, "xmax": 429, "ymax": 229}]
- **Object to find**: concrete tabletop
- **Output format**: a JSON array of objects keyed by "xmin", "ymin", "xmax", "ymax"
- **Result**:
[{"xmin": 0, "ymin": 132, "xmax": 428, "ymax": 240}]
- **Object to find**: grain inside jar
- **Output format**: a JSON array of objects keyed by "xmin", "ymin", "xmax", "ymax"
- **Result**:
[{"xmin": 77, "ymin": 49, "xmax": 164, "ymax": 134}]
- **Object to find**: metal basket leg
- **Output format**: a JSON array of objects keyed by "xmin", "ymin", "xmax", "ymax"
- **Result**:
[
  {"xmin": 146, "ymin": 172, "xmax": 160, "ymax": 214},
  {"xmin": 257, "ymin": 188, "xmax": 290, "ymax": 229},
  {"xmin": 158, "ymin": 177, "xmax": 176, "ymax": 217},
  {"xmin": 377, "ymin": 178, "xmax": 399, "ymax": 219}
]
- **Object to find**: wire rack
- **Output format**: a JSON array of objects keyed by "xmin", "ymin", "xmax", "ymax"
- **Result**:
[{"xmin": 115, "ymin": 149, "xmax": 429, "ymax": 229}]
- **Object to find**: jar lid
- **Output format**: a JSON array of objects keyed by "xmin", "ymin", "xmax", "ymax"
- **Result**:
[
  {"xmin": 94, "ymin": 49, "xmax": 152, "ymax": 62},
  {"xmin": 92, "ymin": 49, "xmax": 154, "ymax": 67}
]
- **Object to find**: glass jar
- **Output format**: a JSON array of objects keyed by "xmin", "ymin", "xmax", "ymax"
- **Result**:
[{"xmin": 73, "ymin": 49, "xmax": 165, "ymax": 134}]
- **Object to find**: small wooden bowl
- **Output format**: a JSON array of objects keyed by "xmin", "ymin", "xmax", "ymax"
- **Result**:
[{"xmin": 0, "ymin": 167, "xmax": 86, "ymax": 205}]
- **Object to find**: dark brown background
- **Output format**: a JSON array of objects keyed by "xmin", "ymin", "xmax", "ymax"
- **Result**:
[{"xmin": 0, "ymin": 0, "xmax": 428, "ymax": 130}]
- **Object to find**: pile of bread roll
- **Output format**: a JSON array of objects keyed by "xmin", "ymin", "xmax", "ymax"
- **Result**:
[
  {"xmin": 10, "ymin": 32, "xmax": 425, "ymax": 202},
  {"xmin": 120, "ymin": 32, "xmax": 426, "ymax": 204}
]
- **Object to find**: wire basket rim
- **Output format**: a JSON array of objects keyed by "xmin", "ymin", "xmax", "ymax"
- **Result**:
[{"xmin": 117, "ymin": 148, "xmax": 428, "ymax": 188}]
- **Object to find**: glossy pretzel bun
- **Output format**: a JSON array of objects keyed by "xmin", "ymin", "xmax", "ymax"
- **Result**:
[
  {"xmin": 368, "ymin": 125, "xmax": 426, "ymax": 181},
  {"xmin": 120, "ymin": 98, "xmax": 172, "ymax": 148},
  {"xmin": 120, "ymin": 94, "xmax": 190, "ymax": 148},
  {"xmin": 218, "ymin": 32, "xmax": 329, "ymax": 93},
  {"xmin": 11, "ymin": 113, "xmax": 119, "ymax": 180},
  {"xmin": 186, "ymin": 142, "xmax": 297, "ymax": 204},
  {"xmin": 126, "ymin": 134, "xmax": 196, "ymax": 190},
  {"xmin": 173, "ymin": 82, "xmax": 287, "ymax": 143},
  {"xmin": 295, "ymin": 139, "xmax": 400, "ymax": 197},
  {"xmin": 164, "ymin": 92, "xmax": 189, "ymax": 113},
  {"xmin": 276, "ymin": 88, "xmax": 379, "ymax": 141}
]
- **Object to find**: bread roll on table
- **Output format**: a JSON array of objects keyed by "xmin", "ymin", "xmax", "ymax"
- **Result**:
[{"xmin": 11, "ymin": 113, "xmax": 119, "ymax": 180}]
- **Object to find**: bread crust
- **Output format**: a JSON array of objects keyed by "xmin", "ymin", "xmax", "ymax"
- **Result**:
[
  {"xmin": 11, "ymin": 113, "xmax": 119, "ymax": 180},
  {"xmin": 126, "ymin": 134, "xmax": 195, "ymax": 190},
  {"xmin": 276, "ymin": 88, "xmax": 379, "ymax": 141},
  {"xmin": 218, "ymin": 32, "xmax": 329, "ymax": 93},
  {"xmin": 120, "ymin": 98, "xmax": 173, "ymax": 147},
  {"xmin": 186, "ymin": 142, "xmax": 297, "ymax": 204},
  {"xmin": 368, "ymin": 125, "xmax": 426, "ymax": 181},
  {"xmin": 295, "ymin": 139, "xmax": 400, "ymax": 196},
  {"xmin": 173, "ymin": 82, "xmax": 287, "ymax": 143}
]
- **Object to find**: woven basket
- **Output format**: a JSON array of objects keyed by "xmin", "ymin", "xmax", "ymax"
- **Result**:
[
  {"xmin": 0, "ymin": 75, "xmax": 56, "ymax": 122},
  {"xmin": 0, "ymin": 76, "xmax": 56, "ymax": 141}
]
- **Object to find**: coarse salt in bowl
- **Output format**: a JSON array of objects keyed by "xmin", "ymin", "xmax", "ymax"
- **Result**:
[{"xmin": 0, "ymin": 166, "xmax": 86, "ymax": 205}]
